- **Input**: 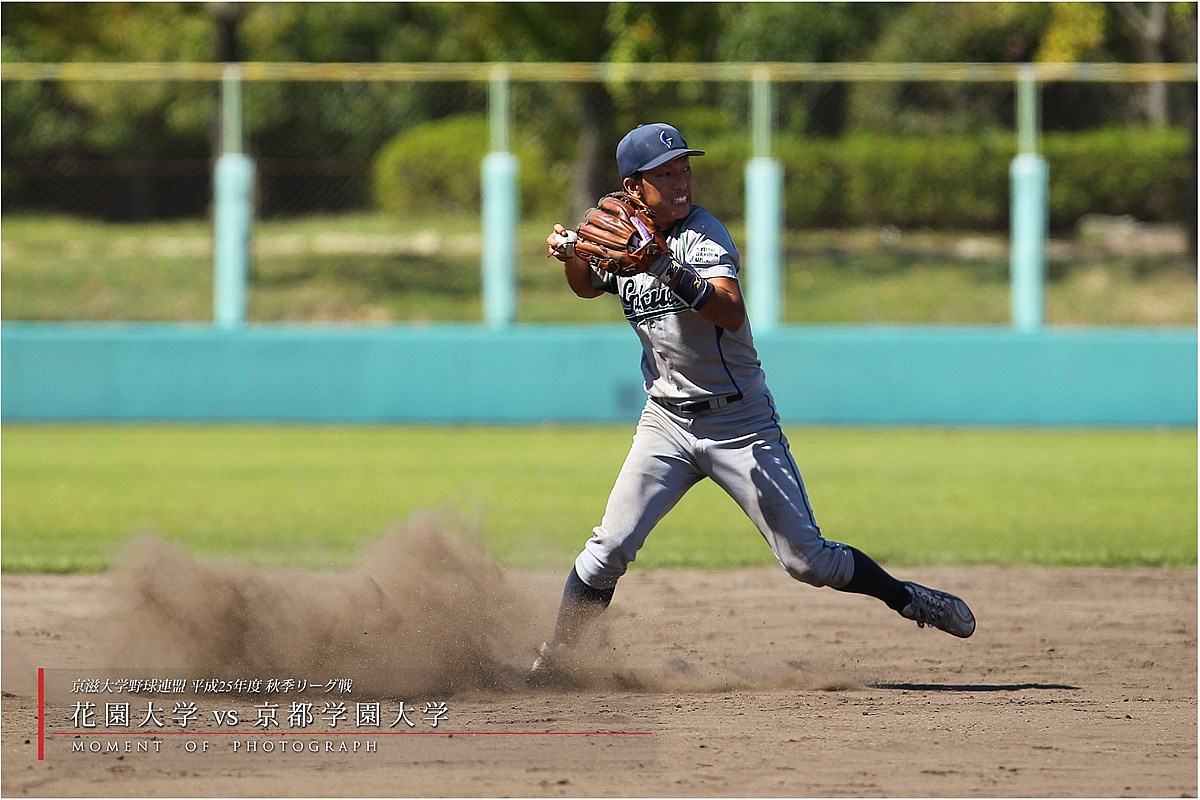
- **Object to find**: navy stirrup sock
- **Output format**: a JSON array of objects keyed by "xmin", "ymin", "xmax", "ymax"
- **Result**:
[
  {"xmin": 835, "ymin": 547, "xmax": 910, "ymax": 612},
  {"xmin": 551, "ymin": 567, "xmax": 615, "ymax": 645}
]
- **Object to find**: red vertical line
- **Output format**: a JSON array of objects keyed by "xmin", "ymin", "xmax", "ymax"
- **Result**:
[{"xmin": 37, "ymin": 668, "xmax": 45, "ymax": 760}]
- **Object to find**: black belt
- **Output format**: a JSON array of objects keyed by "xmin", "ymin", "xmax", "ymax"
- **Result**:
[{"xmin": 653, "ymin": 392, "xmax": 743, "ymax": 414}]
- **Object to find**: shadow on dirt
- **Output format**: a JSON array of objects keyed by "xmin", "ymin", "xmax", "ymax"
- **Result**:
[{"xmin": 873, "ymin": 682, "xmax": 1080, "ymax": 692}]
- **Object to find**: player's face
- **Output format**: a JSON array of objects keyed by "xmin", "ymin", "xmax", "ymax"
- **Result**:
[{"xmin": 628, "ymin": 156, "xmax": 693, "ymax": 227}]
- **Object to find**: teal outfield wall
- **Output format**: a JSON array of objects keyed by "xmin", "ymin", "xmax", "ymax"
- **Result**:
[{"xmin": 1, "ymin": 323, "xmax": 1195, "ymax": 426}]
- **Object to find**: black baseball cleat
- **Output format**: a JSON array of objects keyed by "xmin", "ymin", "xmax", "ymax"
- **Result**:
[{"xmin": 900, "ymin": 581, "xmax": 976, "ymax": 638}]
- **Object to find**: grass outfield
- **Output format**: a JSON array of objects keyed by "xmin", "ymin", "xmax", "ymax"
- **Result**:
[
  {"xmin": 2, "ymin": 425, "xmax": 1194, "ymax": 573},
  {"xmin": 3, "ymin": 214, "xmax": 1194, "ymax": 326}
]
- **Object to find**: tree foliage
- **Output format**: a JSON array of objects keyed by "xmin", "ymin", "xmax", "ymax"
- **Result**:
[{"xmin": 2, "ymin": 1, "xmax": 1195, "ymax": 219}]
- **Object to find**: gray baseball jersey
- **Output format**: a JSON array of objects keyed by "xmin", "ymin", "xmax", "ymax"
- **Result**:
[
  {"xmin": 574, "ymin": 205, "xmax": 855, "ymax": 591},
  {"xmin": 589, "ymin": 205, "xmax": 767, "ymax": 405}
]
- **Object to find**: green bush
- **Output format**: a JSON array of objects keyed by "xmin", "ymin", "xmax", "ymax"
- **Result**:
[
  {"xmin": 1043, "ymin": 127, "xmax": 1191, "ymax": 228},
  {"xmin": 770, "ymin": 128, "xmax": 1186, "ymax": 231},
  {"xmin": 375, "ymin": 120, "xmax": 1190, "ymax": 232},
  {"xmin": 373, "ymin": 114, "xmax": 563, "ymax": 218},
  {"xmin": 776, "ymin": 136, "xmax": 847, "ymax": 228},
  {"xmin": 839, "ymin": 133, "xmax": 1012, "ymax": 229},
  {"xmin": 685, "ymin": 132, "xmax": 748, "ymax": 222},
  {"xmin": 691, "ymin": 133, "xmax": 1011, "ymax": 230}
]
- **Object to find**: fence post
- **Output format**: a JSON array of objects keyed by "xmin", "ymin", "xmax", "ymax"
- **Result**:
[
  {"xmin": 744, "ymin": 67, "xmax": 783, "ymax": 334},
  {"xmin": 1010, "ymin": 64, "xmax": 1047, "ymax": 332},
  {"xmin": 213, "ymin": 64, "xmax": 255, "ymax": 328},
  {"xmin": 481, "ymin": 65, "xmax": 518, "ymax": 328}
]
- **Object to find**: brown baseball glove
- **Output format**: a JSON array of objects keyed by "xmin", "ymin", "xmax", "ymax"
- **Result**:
[{"xmin": 573, "ymin": 192, "xmax": 669, "ymax": 277}]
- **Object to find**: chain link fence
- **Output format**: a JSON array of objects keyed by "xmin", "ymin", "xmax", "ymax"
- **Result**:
[{"xmin": 2, "ymin": 62, "xmax": 1195, "ymax": 326}]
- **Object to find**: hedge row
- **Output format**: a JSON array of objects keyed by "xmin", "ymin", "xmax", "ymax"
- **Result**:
[
  {"xmin": 373, "ymin": 115, "xmax": 567, "ymax": 219},
  {"xmin": 373, "ymin": 116, "xmax": 1191, "ymax": 231}
]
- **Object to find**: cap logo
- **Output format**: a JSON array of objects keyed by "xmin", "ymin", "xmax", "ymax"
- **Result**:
[{"xmin": 660, "ymin": 131, "xmax": 674, "ymax": 148}]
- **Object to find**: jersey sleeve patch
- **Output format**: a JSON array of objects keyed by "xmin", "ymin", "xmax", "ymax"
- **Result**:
[
  {"xmin": 691, "ymin": 243, "xmax": 724, "ymax": 263},
  {"xmin": 681, "ymin": 207, "xmax": 740, "ymax": 281}
]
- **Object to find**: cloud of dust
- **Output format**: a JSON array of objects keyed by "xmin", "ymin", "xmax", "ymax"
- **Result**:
[
  {"xmin": 105, "ymin": 513, "xmax": 543, "ymax": 698},
  {"xmin": 548, "ymin": 637, "xmax": 862, "ymax": 694},
  {"xmin": 103, "ymin": 513, "xmax": 861, "ymax": 697}
]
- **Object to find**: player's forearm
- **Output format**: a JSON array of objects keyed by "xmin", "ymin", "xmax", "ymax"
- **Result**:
[
  {"xmin": 564, "ymin": 257, "xmax": 604, "ymax": 298},
  {"xmin": 658, "ymin": 265, "xmax": 746, "ymax": 333},
  {"xmin": 692, "ymin": 280, "xmax": 746, "ymax": 332}
]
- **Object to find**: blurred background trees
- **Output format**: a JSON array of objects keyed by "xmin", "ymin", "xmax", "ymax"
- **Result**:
[{"xmin": 2, "ymin": 1, "xmax": 1195, "ymax": 224}]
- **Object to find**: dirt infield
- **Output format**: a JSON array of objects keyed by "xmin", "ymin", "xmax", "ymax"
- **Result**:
[{"xmin": 2, "ymin": 530, "xmax": 1195, "ymax": 797}]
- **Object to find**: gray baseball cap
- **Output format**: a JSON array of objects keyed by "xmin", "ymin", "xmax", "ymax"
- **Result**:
[{"xmin": 616, "ymin": 123, "xmax": 705, "ymax": 179}]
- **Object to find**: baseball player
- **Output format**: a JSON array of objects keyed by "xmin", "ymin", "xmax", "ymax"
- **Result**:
[{"xmin": 533, "ymin": 123, "xmax": 974, "ymax": 683}]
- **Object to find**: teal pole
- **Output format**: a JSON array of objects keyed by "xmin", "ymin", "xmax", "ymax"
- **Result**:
[
  {"xmin": 213, "ymin": 65, "xmax": 255, "ymax": 328},
  {"xmin": 745, "ymin": 159, "xmax": 783, "ymax": 333},
  {"xmin": 481, "ymin": 66, "xmax": 517, "ymax": 328},
  {"xmin": 1010, "ymin": 65, "xmax": 1047, "ymax": 332},
  {"xmin": 744, "ymin": 68, "xmax": 783, "ymax": 334}
]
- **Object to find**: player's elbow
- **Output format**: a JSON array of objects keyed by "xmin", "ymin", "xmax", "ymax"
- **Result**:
[
  {"xmin": 706, "ymin": 278, "xmax": 746, "ymax": 333},
  {"xmin": 564, "ymin": 261, "xmax": 604, "ymax": 298},
  {"xmin": 712, "ymin": 303, "xmax": 745, "ymax": 333},
  {"xmin": 569, "ymin": 279, "xmax": 604, "ymax": 299},
  {"xmin": 723, "ymin": 307, "xmax": 746, "ymax": 333}
]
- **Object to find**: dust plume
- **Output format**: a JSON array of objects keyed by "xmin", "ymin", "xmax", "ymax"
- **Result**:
[
  {"xmin": 103, "ymin": 513, "xmax": 860, "ymax": 697},
  {"xmin": 540, "ymin": 632, "xmax": 862, "ymax": 694},
  {"xmin": 105, "ymin": 513, "xmax": 540, "ymax": 698}
]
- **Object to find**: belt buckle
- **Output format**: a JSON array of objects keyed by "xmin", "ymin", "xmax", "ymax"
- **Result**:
[
  {"xmin": 658, "ymin": 392, "xmax": 742, "ymax": 415},
  {"xmin": 707, "ymin": 392, "xmax": 742, "ymax": 412}
]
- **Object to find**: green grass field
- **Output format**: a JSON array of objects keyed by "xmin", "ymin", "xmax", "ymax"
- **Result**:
[
  {"xmin": 4, "ymin": 215, "xmax": 1193, "ymax": 574},
  {"xmin": 2, "ymin": 425, "xmax": 1194, "ymax": 573}
]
